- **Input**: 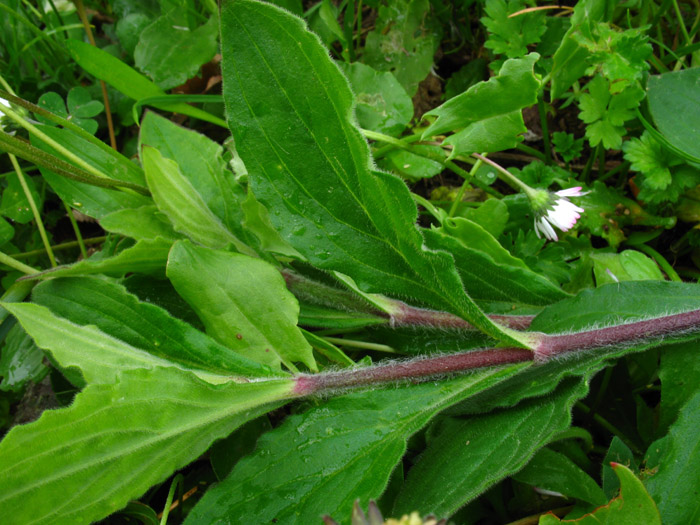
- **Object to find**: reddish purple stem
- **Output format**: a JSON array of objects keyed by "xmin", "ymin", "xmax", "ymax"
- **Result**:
[
  {"xmin": 293, "ymin": 348, "xmax": 533, "ymax": 396},
  {"xmin": 293, "ymin": 308, "xmax": 700, "ymax": 397}
]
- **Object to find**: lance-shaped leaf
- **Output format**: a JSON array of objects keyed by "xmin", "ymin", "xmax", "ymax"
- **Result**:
[
  {"xmin": 0, "ymin": 366, "xmax": 294, "ymax": 525},
  {"xmin": 142, "ymin": 146, "xmax": 254, "ymax": 255},
  {"xmin": 65, "ymin": 39, "xmax": 225, "ymax": 127},
  {"xmin": 167, "ymin": 240, "xmax": 316, "ymax": 371},
  {"xmin": 2, "ymin": 299, "xmax": 275, "ymax": 386},
  {"xmin": 139, "ymin": 112, "xmax": 253, "ymax": 245},
  {"xmin": 24, "ymin": 276, "xmax": 280, "ymax": 381},
  {"xmin": 220, "ymin": 0, "xmax": 528, "ymax": 347},
  {"xmin": 421, "ymin": 53, "xmax": 540, "ymax": 154},
  {"xmin": 184, "ymin": 364, "xmax": 528, "ymax": 524},
  {"xmin": 392, "ymin": 378, "xmax": 590, "ymax": 516},
  {"xmin": 3, "ymin": 275, "xmax": 279, "ymax": 388},
  {"xmin": 423, "ymin": 217, "xmax": 568, "ymax": 306},
  {"xmin": 27, "ymin": 238, "xmax": 172, "ymax": 280}
]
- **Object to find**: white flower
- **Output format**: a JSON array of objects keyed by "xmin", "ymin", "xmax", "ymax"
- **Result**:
[
  {"xmin": 0, "ymin": 97, "xmax": 10, "ymax": 133},
  {"xmin": 533, "ymin": 187, "xmax": 586, "ymax": 242}
]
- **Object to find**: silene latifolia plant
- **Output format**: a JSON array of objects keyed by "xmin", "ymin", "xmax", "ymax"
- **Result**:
[{"xmin": 0, "ymin": 1, "xmax": 699, "ymax": 524}]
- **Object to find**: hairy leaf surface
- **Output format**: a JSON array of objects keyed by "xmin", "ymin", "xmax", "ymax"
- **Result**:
[
  {"xmin": 27, "ymin": 276, "xmax": 279, "ymax": 380},
  {"xmin": 220, "ymin": 0, "xmax": 525, "ymax": 346},
  {"xmin": 393, "ymin": 378, "xmax": 588, "ymax": 516},
  {"xmin": 0, "ymin": 367, "xmax": 293, "ymax": 525}
]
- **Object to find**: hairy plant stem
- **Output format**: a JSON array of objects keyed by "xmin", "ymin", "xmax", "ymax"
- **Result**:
[
  {"xmin": 293, "ymin": 307, "xmax": 700, "ymax": 396},
  {"xmin": 282, "ymin": 269, "xmax": 534, "ymax": 330}
]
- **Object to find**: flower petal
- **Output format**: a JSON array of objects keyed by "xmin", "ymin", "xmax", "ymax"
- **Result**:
[
  {"xmin": 538, "ymin": 217, "xmax": 558, "ymax": 241},
  {"xmin": 556, "ymin": 187, "xmax": 588, "ymax": 197}
]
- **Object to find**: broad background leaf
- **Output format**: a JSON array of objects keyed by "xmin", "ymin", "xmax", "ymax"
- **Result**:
[
  {"xmin": 139, "ymin": 111, "xmax": 253, "ymax": 245},
  {"xmin": 646, "ymin": 389, "xmax": 700, "ymax": 524},
  {"xmin": 647, "ymin": 67, "xmax": 700, "ymax": 161},
  {"xmin": 512, "ymin": 447, "xmax": 607, "ymax": 507},
  {"xmin": 392, "ymin": 378, "xmax": 590, "ymax": 516},
  {"xmin": 134, "ymin": 13, "xmax": 218, "ymax": 90},
  {"xmin": 421, "ymin": 53, "xmax": 540, "ymax": 158}
]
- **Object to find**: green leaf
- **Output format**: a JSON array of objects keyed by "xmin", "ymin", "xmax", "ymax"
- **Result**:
[
  {"xmin": 100, "ymin": 204, "xmax": 181, "ymax": 241},
  {"xmin": 550, "ymin": 0, "xmax": 612, "ymax": 99},
  {"xmin": 64, "ymin": 39, "xmax": 225, "ymax": 127},
  {"xmin": 0, "ymin": 323, "xmax": 48, "ymax": 392},
  {"xmin": 623, "ymin": 132, "xmax": 674, "ymax": 189},
  {"xmin": 31, "ymin": 125, "xmax": 150, "ymax": 219},
  {"xmin": 141, "ymin": 146, "xmax": 253, "ymax": 255},
  {"xmin": 167, "ymin": 240, "xmax": 316, "ymax": 372},
  {"xmin": 29, "ymin": 237, "xmax": 171, "ymax": 280},
  {"xmin": 337, "ymin": 61, "xmax": 413, "ymax": 137},
  {"xmin": 2, "ymin": 294, "xmax": 273, "ymax": 386},
  {"xmin": 362, "ymin": 0, "xmax": 441, "ymax": 96},
  {"xmin": 184, "ymin": 365, "xmax": 529, "ymax": 524},
  {"xmin": 602, "ymin": 436, "xmax": 637, "ymax": 499},
  {"xmin": 28, "ymin": 276, "xmax": 278, "ymax": 380},
  {"xmin": 579, "ymin": 76, "xmax": 643, "ymax": 149},
  {"xmin": 573, "ymin": 23, "xmax": 651, "ymax": 90},
  {"xmin": 66, "ymin": 86, "xmax": 104, "ymax": 118},
  {"xmin": 530, "ymin": 281, "xmax": 700, "ymax": 333},
  {"xmin": 658, "ymin": 341, "xmax": 700, "ymax": 433},
  {"xmin": 646, "ymin": 389, "xmax": 700, "ymax": 524},
  {"xmin": 0, "ymin": 367, "xmax": 294, "ymax": 525},
  {"xmin": 481, "ymin": 0, "xmax": 546, "ymax": 58},
  {"xmin": 134, "ymin": 12, "xmax": 218, "ymax": 90},
  {"xmin": 241, "ymin": 192, "xmax": 302, "ymax": 258},
  {"xmin": 591, "ymin": 250, "xmax": 664, "ymax": 286},
  {"xmin": 576, "ymin": 181, "xmax": 675, "ymax": 248},
  {"xmin": 220, "ymin": 0, "xmax": 528, "ymax": 347},
  {"xmin": 139, "ymin": 112, "xmax": 253, "ymax": 245},
  {"xmin": 539, "ymin": 464, "xmax": 660, "ymax": 524},
  {"xmin": 380, "ymin": 146, "xmax": 444, "ymax": 180},
  {"xmin": 552, "ymin": 132, "xmax": 584, "ymax": 163},
  {"xmin": 445, "ymin": 110, "xmax": 528, "ymax": 157},
  {"xmin": 460, "ymin": 198, "xmax": 509, "ymax": 238},
  {"xmin": 37, "ymin": 87, "xmax": 103, "ymax": 134},
  {"xmin": 422, "ymin": 53, "xmax": 540, "ymax": 140},
  {"xmin": 392, "ymin": 378, "xmax": 588, "ymax": 516},
  {"xmin": 514, "ymin": 447, "xmax": 607, "ymax": 506},
  {"xmin": 116, "ymin": 12, "xmax": 153, "ymax": 56},
  {"xmin": 0, "ymin": 171, "xmax": 42, "ymax": 224},
  {"xmin": 423, "ymin": 217, "xmax": 569, "ymax": 306},
  {"xmin": 647, "ymin": 67, "xmax": 700, "ymax": 161}
]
